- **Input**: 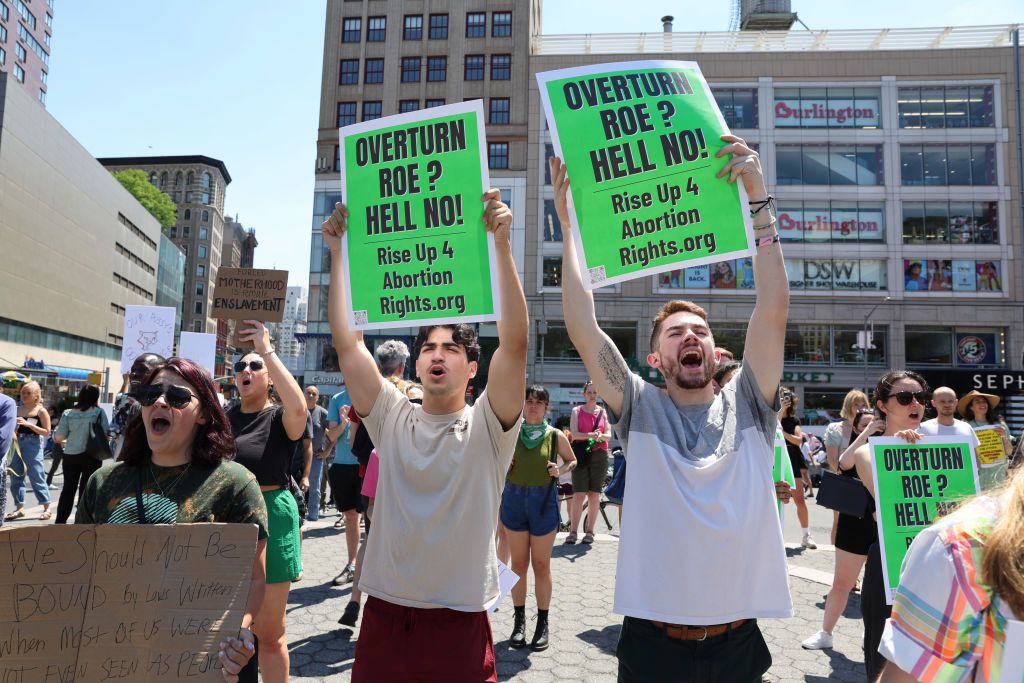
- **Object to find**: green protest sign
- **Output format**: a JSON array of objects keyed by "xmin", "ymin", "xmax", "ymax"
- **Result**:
[
  {"xmin": 340, "ymin": 101, "xmax": 499, "ymax": 329},
  {"xmin": 773, "ymin": 435, "xmax": 796, "ymax": 518},
  {"xmin": 537, "ymin": 60, "xmax": 754, "ymax": 289},
  {"xmin": 869, "ymin": 436, "xmax": 980, "ymax": 603}
]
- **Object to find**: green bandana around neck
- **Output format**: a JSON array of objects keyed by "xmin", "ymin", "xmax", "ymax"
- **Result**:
[{"xmin": 519, "ymin": 420, "xmax": 549, "ymax": 450}]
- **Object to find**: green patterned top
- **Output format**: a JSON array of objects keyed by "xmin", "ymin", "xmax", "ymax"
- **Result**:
[{"xmin": 76, "ymin": 460, "xmax": 269, "ymax": 539}]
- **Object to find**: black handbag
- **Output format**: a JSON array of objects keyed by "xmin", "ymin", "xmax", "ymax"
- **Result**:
[
  {"xmin": 85, "ymin": 411, "xmax": 113, "ymax": 461},
  {"xmin": 815, "ymin": 469, "xmax": 869, "ymax": 518}
]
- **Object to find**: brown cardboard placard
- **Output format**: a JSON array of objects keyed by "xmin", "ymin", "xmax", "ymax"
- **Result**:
[
  {"xmin": 210, "ymin": 268, "xmax": 289, "ymax": 323},
  {"xmin": 0, "ymin": 523, "xmax": 258, "ymax": 683}
]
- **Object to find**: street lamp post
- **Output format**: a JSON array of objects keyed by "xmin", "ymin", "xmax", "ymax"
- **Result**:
[{"xmin": 862, "ymin": 296, "xmax": 891, "ymax": 394}]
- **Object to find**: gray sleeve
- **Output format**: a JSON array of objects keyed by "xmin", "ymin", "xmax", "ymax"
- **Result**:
[
  {"xmin": 0, "ymin": 397, "xmax": 15, "ymax": 463},
  {"xmin": 608, "ymin": 372, "xmax": 645, "ymax": 457},
  {"xmin": 734, "ymin": 361, "xmax": 780, "ymax": 449}
]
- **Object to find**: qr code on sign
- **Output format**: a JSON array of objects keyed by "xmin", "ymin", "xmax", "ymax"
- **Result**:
[
  {"xmin": 354, "ymin": 311, "xmax": 368, "ymax": 325},
  {"xmin": 588, "ymin": 266, "xmax": 607, "ymax": 284}
]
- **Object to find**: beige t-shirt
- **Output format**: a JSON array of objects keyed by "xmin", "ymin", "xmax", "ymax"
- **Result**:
[{"xmin": 359, "ymin": 381, "xmax": 519, "ymax": 611}]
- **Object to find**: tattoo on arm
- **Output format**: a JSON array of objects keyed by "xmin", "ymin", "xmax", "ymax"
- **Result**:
[{"xmin": 597, "ymin": 342, "xmax": 628, "ymax": 388}]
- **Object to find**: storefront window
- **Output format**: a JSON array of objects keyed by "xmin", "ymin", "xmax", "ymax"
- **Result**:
[
  {"xmin": 897, "ymin": 85, "xmax": 994, "ymax": 129},
  {"xmin": 712, "ymin": 88, "xmax": 758, "ymax": 129},
  {"xmin": 902, "ymin": 201, "xmax": 998, "ymax": 244},
  {"xmin": 774, "ymin": 86, "xmax": 881, "ymax": 128},
  {"xmin": 900, "ymin": 144, "xmax": 996, "ymax": 186},
  {"xmin": 802, "ymin": 389, "xmax": 854, "ymax": 425},
  {"xmin": 833, "ymin": 326, "xmax": 887, "ymax": 366},
  {"xmin": 711, "ymin": 324, "xmax": 747, "ymax": 361},
  {"xmin": 657, "ymin": 258, "xmax": 755, "ymax": 290},
  {"xmin": 542, "ymin": 256, "xmax": 561, "ymax": 288},
  {"xmin": 785, "ymin": 259, "xmax": 887, "ymax": 291},
  {"xmin": 905, "ymin": 327, "xmax": 952, "ymax": 366},
  {"xmin": 776, "ymin": 144, "xmax": 883, "ymax": 185},
  {"xmin": 777, "ymin": 201, "xmax": 884, "ymax": 242},
  {"xmin": 539, "ymin": 322, "xmax": 636, "ymax": 364},
  {"xmin": 785, "ymin": 325, "xmax": 831, "ymax": 366},
  {"xmin": 903, "ymin": 258, "xmax": 1002, "ymax": 293},
  {"xmin": 542, "ymin": 200, "xmax": 562, "ymax": 242}
]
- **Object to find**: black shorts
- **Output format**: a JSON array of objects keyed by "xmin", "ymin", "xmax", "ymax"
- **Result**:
[
  {"xmin": 329, "ymin": 463, "xmax": 364, "ymax": 513},
  {"xmin": 789, "ymin": 451, "xmax": 807, "ymax": 475},
  {"xmin": 835, "ymin": 511, "xmax": 877, "ymax": 556}
]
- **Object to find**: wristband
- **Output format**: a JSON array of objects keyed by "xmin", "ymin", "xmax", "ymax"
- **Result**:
[
  {"xmin": 756, "ymin": 233, "xmax": 780, "ymax": 248},
  {"xmin": 258, "ymin": 348, "xmax": 276, "ymax": 358},
  {"xmin": 753, "ymin": 217, "xmax": 777, "ymax": 232},
  {"xmin": 748, "ymin": 195, "xmax": 775, "ymax": 218}
]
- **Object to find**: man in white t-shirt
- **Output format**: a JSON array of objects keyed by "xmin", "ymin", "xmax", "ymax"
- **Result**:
[
  {"xmin": 552, "ymin": 134, "xmax": 792, "ymax": 682},
  {"xmin": 321, "ymin": 190, "xmax": 527, "ymax": 682},
  {"xmin": 919, "ymin": 386, "xmax": 981, "ymax": 451}
]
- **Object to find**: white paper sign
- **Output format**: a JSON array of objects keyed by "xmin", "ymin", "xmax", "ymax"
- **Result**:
[
  {"xmin": 484, "ymin": 560, "xmax": 521, "ymax": 613},
  {"xmin": 120, "ymin": 305, "xmax": 175, "ymax": 373},
  {"xmin": 178, "ymin": 332, "xmax": 217, "ymax": 375},
  {"xmin": 1002, "ymin": 618, "xmax": 1024, "ymax": 681},
  {"xmin": 98, "ymin": 402, "xmax": 114, "ymax": 423}
]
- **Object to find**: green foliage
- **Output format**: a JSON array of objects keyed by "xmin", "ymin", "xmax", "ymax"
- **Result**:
[{"xmin": 112, "ymin": 169, "xmax": 178, "ymax": 230}]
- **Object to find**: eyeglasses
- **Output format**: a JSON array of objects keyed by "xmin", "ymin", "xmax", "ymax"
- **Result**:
[
  {"xmin": 889, "ymin": 391, "xmax": 931, "ymax": 406},
  {"xmin": 138, "ymin": 384, "xmax": 197, "ymax": 409},
  {"xmin": 234, "ymin": 359, "xmax": 265, "ymax": 373}
]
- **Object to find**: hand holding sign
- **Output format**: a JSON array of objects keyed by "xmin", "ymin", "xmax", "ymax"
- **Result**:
[
  {"xmin": 715, "ymin": 134, "xmax": 766, "ymax": 200},
  {"xmin": 321, "ymin": 202, "xmax": 350, "ymax": 253},
  {"xmin": 236, "ymin": 320, "xmax": 273, "ymax": 356},
  {"xmin": 482, "ymin": 189, "xmax": 512, "ymax": 243}
]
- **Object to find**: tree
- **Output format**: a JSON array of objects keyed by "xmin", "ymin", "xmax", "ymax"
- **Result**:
[{"xmin": 112, "ymin": 169, "xmax": 177, "ymax": 230}]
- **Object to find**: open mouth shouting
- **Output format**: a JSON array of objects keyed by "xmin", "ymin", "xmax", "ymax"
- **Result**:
[
  {"xmin": 679, "ymin": 348, "xmax": 704, "ymax": 371},
  {"xmin": 147, "ymin": 410, "xmax": 173, "ymax": 436},
  {"xmin": 427, "ymin": 363, "xmax": 447, "ymax": 381}
]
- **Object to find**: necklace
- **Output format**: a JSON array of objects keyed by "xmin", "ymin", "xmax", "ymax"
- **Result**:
[{"xmin": 149, "ymin": 462, "xmax": 191, "ymax": 498}]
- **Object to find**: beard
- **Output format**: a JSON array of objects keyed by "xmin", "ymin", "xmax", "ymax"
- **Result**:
[{"xmin": 665, "ymin": 356, "xmax": 715, "ymax": 390}]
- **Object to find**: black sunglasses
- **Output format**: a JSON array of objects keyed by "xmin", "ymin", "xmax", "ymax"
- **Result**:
[
  {"xmin": 138, "ymin": 384, "xmax": 197, "ymax": 409},
  {"xmin": 234, "ymin": 359, "xmax": 265, "ymax": 373},
  {"xmin": 890, "ymin": 391, "xmax": 931, "ymax": 406}
]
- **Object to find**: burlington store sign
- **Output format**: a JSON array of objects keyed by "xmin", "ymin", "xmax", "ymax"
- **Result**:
[{"xmin": 777, "ymin": 206, "xmax": 884, "ymax": 241}]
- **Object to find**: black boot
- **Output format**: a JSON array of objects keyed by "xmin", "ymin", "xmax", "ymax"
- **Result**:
[
  {"xmin": 509, "ymin": 606, "xmax": 527, "ymax": 648},
  {"xmin": 530, "ymin": 610, "xmax": 549, "ymax": 651}
]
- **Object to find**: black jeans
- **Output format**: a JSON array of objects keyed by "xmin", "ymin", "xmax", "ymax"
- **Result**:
[
  {"xmin": 55, "ymin": 453, "xmax": 101, "ymax": 524},
  {"xmin": 617, "ymin": 617, "xmax": 771, "ymax": 683},
  {"xmin": 46, "ymin": 442, "xmax": 63, "ymax": 485},
  {"xmin": 862, "ymin": 541, "xmax": 891, "ymax": 681}
]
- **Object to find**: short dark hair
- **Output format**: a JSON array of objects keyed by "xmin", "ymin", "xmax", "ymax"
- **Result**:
[
  {"xmin": 119, "ymin": 357, "xmax": 236, "ymax": 469},
  {"xmin": 713, "ymin": 361, "xmax": 741, "ymax": 385},
  {"xmin": 650, "ymin": 300, "xmax": 709, "ymax": 352},
  {"xmin": 525, "ymin": 384, "xmax": 549, "ymax": 404},
  {"xmin": 74, "ymin": 385, "xmax": 100, "ymax": 410},
  {"xmin": 414, "ymin": 324, "xmax": 481, "ymax": 363}
]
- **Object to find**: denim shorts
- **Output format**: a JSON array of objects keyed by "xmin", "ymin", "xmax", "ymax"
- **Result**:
[{"xmin": 500, "ymin": 483, "xmax": 559, "ymax": 536}]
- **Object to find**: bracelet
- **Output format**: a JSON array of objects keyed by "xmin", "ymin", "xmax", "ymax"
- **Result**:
[
  {"xmin": 752, "ymin": 217, "xmax": 777, "ymax": 232},
  {"xmin": 748, "ymin": 195, "xmax": 775, "ymax": 218},
  {"xmin": 756, "ymin": 233, "xmax": 780, "ymax": 248},
  {"xmin": 258, "ymin": 348, "xmax": 276, "ymax": 358}
]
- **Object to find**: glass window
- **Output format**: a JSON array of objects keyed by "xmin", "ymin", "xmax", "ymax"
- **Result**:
[
  {"xmin": 897, "ymin": 87, "xmax": 922, "ymax": 128},
  {"xmin": 785, "ymin": 325, "xmax": 831, "ymax": 365},
  {"xmin": 365, "ymin": 58, "xmax": 384, "ymax": 84},
  {"xmin": 800, "ymin": 145, "xmax": 830, "ymax": 185},
  {"xmin": 334, "ymin": 145, "xmax": 340, "ymax": 172},
  {"xmin": 905, "ymin": 327, "xmax": 952, "ymax": 366},
  {"xmin": 367, "ymin": 16, "xmax": 386, "ymax": 42},
  {"xmin": 183, "ymin": 226, "xmax": 191, "ymax": 238},
  {"xmin": 429, "ymin": 14, "xmax": 448, "ymax": 39},
  {"xmin": 339, "ymin": 59, "xmax": 359, "ymax": 85},
  {"xmin": 901, "ymin": 202, "xmax": 925, "ymax": 244},
  {"xmin": 901, "ymin": 145, "xmax": 923, "ymax": 185},
  {"xmin": 776, "ymin": 145, "xmax": 881, "ymax": 185},
  {"xmin": 970, "ymin": 143, "xmax": 996, "ymax": 185},
  {"xmin": 542, "ymin": 200, "xmax": 562, "ymax": 242},
  {"xmin": 489, "ymin": 98, "xmax": 510, "ymax": 124},
  {"xmin": 342, "ymin": 18, "xmax": 361, "ymax": 43},
  {"xmin": 491, "ymin": 54, "xmax": 511, "ymax": 80},
  {"xmin": 492, "ymin": 11, "xmax": 512, "ymax": 37},
  {"xmin": 898, "ymin": 85, "xmax": 994, "ymax": 129},
  {"xmin": 920, "ymin": 86, "xmax": 945, "ymax": 129},
  {"xmin": 425, "ymin": 99, "xmax": 445, "ymax": 108},
  {"xmin": 901, "ymin": 144, "xmax": 995, "ymax": 186},
  {"xmin": 198, "ymin": 245, "xmax": 207, "ymax": 259},
  {"xmin": 544, "ymin": 144, "xmax": 555, "ymax": 185},
  {"xmin": 337, "ymin": 101, "xmax": 357, "ymax": 127},
  {"xmin": 399, "ymin": 99, "xmax": 419, "ymax": 113},
  {"xmin": 489, "ymin": 142, "xmax": 509, "ymax": 169},
  {"xmin": 199, "ymin": 227, "xmax": 208, "ymax": 240},
  {"xmin": 197, "ymin": 264, "xmax": 205, "ymax": 277},
  {"xmin": 427, "ymin": 56, "xmax": 447, "ymax": 82},
  {"xmin": 193, "ymin": 321, "xmax": 203, "ymax": 333},
  {"xmin": 542, "ymin": 257, "xmax": 562, "ymax": 288},
  {"xmin": 944, "ymin": 86, "xmax": 970, "ymax": 128},
  {"xmin": 183, "ymin": 208, "xmax": 192, "ymax": 220},
  {"xmin": 969, "ymin": 86, "xmax": 994, "ymax": 127},
  {"xmin": 401, "ymin": 57, "xmax": 421, "ymax": 83},
  {"xmin": 712, "ymin": 88, "xmax": 758, "ymax": 129},
  {"xmin": 774, "ymin": 86, "xmax": 881, "ymax": 128},
  {"xmin": 922, "ymin": 146, "xmax": 946, "ymax": 185},
  {"xmin": 466, "ymin": 12, "xmax": 485, "ymax": 37},
  {"xmin": 0, "ymin": 48, "xmax": 5, "ymax": 66},
  {"xmin": 785, "ymin": 259, "xmax": 886, "ymax": 291},
  {"xmin": 362, "ymin": 101, "xmax": 382, "ymax": 121},
  {"xmin": 834, "ymin": 326, "xmax": 887, "ymax": 366},
  {"xmin": 946, "ymin": 145, "xmax": 972, "ymax": 185},
  {"xmin": 196, "ymin": 282, "xmax": 204, "ymax": 296},
  {"xmin": 403, "ymin": 15, "xmax": 423, "ymax": 40},
  {"xmin": 15, "ymin": 43, "xmax": 26, "ymax": 63},
  {"xmin": 464, "ymin": 54, "xmax": 484, "ymax": 81},
  {"xmin": 777, "ymin": 202, "xmax": 885, "ymax": 242}
]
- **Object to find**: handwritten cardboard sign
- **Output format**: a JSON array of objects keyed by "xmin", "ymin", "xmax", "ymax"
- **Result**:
[
  {"xmin": 210, "ymin": 268, "xmax": 288, "ymax": 323},
  {"xmin": 121, "ymin": 306, "xmax": 176, "ymax": 374},
  {"xmin": 0, "ymin": 523, "xmax": 258, "ymax": 682}
]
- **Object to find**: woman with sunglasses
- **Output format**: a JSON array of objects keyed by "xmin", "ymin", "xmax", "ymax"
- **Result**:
[
  {"xmin": 227, "ymin": 320, "xmax": 307, "ymax": 683},
  {"xmin": 75, "ymin": 357, "xmax": 268, "ymax": 682},
  {"xmin": 836, "ymin": 372, "xmax": 930, "ymax": 680}
]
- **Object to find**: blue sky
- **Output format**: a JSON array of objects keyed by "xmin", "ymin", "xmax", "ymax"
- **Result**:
[{"xmin": 46, "ymin": 1, "xmax": 1021, "ymax": 289}]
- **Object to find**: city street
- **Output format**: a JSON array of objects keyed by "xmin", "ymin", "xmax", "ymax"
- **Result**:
[{"xmin": 11, "ymin": 466, "xmax": 867, "ymax": 682}]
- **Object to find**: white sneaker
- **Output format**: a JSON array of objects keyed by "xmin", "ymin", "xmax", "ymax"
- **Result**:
[
  {"xmin": 801, "ymin": 630, "xmax": 833, "ymax": 650},
  {"xmin": 801, "ymin": 533, "xmax": 817, "ymax": 549}
]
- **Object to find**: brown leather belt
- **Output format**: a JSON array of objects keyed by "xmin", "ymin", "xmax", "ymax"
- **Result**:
[{"xmin": 649, "ymin": 618, "xmax": 748, "ymax": 641}]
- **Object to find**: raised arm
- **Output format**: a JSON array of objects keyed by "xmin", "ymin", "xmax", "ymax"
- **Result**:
[
  {"xmin": 551, "ymin": 158, "xmax": 628, "ymax": 418},
  {"xmin": 482, "ymin": 189, "xmax": 529, "ymax": 429},
  {"xmin": 238, "ymin": 320, "xmax": 307, "ymax": 440},
  {"xmin": 322, "ymin": 203, "xmax": 384, "ymax": 416},
  {"xmin": 718, "ymin": 135, "xmax": 789, "ymax": 404}
]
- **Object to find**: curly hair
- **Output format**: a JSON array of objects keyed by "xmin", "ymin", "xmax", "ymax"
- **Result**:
[
  {"xmin": 119, "ymin": 357, "xmax": 236, "ymax": 468},
  {"xmin": 414, "ymin": 324, "xmax": 481, "ymax": 363}
]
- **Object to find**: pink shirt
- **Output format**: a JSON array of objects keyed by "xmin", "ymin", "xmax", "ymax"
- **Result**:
[{"xmin": 361, "ymin": 449, "xmax": 379, "ymax": 498}]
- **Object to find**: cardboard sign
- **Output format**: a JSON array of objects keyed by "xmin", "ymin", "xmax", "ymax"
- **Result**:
[
  {"xmin": 772, "ymin": 436, "xmax": 796, "ymax": 518},
  {"xmin": 210, "ymin": 268, "xmax": 288, "ymax": 323},
  {"xmin": 121, "ymin": 306, "xmax": 176, "ymax": 374},
  {"xmin": 973, "ymin": 425, "xmax": 1006, "ymax": 467},
  {"xmin": 340, "ymin": 101, "xmax": 500, "ymax": 330},
  {"xmin": 537, "ymin": 60, "xmax": 754, "ymax": 289},
  {"xmin": 178, "ymin": 333, "xmax": 217, "ymax": 376},
  {"xmin": 869, "ymin": 437, "xmax": 980, "ymax": 604},
  {"xmin": 0, "ymin": 523, "xmax": 257, "ymax": 683}
]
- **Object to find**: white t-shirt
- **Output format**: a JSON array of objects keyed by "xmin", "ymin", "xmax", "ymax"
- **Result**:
[
  {"xmin": 359, "ymin": 382, "xmax": 519, "ymax": 611},
  {"xmin": 919, "ymin": 418, "xmax": 981, "ymax": 450},
  {"xmin": 610, "ymin": 363, "xmax": 793, "ymax": 624}
]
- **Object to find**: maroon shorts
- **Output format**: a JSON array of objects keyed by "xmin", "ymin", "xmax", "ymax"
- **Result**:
[{"xmin": 352, "ymin": 595, "xmax": 497, "ymax": 683}]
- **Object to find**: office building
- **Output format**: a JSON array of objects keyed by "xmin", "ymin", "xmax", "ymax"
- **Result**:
[{"xmin": 0, "ymin": 0, "xmax": 52, "ymax": 106}]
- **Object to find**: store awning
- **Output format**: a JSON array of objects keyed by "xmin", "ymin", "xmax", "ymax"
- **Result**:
[{"xmin": 45, "ymin": 366, "xmax": 93, "ymax": 381}]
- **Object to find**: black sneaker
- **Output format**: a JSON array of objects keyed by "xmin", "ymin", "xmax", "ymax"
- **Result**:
[
  {"xmin": 530, "ymin": 618, "xmax": 549, "ymax": 651},
  {"xmin": 338, "ymin": 601, "xmax": 360, "ymax": 627},
  {"xmin": 509, "ymin": 609, "xmax": 527, "ymax": 649}
]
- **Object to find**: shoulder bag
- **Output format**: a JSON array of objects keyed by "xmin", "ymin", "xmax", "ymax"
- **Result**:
[
  {"xmin": 85, "ymin": 410, "xmax": 113, "ymax": 461},
  {"xmin": 815, "ymin": 469, "xmax": 869, "ymax": 518}
]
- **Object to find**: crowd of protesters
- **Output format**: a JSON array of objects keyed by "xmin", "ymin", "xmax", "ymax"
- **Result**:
[{"xmin": 3, "ymin": 136, "xmax": 1023, "ymax": 683}]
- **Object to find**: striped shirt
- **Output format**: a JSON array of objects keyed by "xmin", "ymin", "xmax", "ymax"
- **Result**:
[{"xmin": 879, "ymin": 496, "xmax": 1010, "ymax": 682}]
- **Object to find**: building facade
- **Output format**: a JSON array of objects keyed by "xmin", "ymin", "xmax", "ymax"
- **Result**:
[
  {"xmin": 304, "ymin": 0, "xmax": 537, "ymax": 393},
  {"xmin": 0, "ymin": 0, "xmax": 52, "ymax": 106},
  {"xmin": 0, "ymin": 73, "xmax": 161, "ymax": 399},
  {"xmin": 272, "ymin": 286, "xmax": 307, "ymax": 376},
  {"xmin": 156, "ymin": 233, "xmax": 186, "ymax": 343}
]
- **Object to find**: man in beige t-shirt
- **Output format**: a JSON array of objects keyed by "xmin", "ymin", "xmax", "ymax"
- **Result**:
[{"xmin": 321, "ymin": 190, "xmax": 527, "ymax": 682}]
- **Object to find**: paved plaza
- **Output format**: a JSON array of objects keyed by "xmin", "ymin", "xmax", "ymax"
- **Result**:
[{"xmin": 9, "ymin": 465, "xmax": 868, "ymax": 682}]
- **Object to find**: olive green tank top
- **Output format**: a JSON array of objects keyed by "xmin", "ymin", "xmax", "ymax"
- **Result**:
[{"xmin": 507, "ymin": 426, "xmax": 557, "ymax": 487}]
